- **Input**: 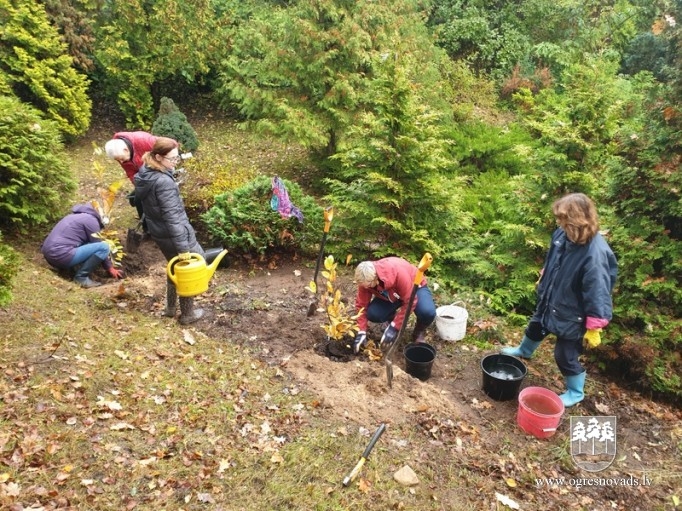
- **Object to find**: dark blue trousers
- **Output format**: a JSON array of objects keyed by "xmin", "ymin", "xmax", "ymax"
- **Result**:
[
  {"xmin": 365, "ymin": 286, "xmax": 436, "ymax": 328},
  {"xmin": 525, "ymin": 320, "xmax": 584, "ymax": 376}
]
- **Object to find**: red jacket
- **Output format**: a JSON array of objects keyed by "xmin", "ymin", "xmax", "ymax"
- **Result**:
[
  {"xmin": 355, "ymin": 257, "xmax": 428, "ymax": 331},
  {"xmin": 113, "ymin": 131, "xmax": 157, "ymax": 182}
]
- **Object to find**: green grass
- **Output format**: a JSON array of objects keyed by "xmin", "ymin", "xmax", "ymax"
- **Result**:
[{"xmin": 0, "ymin": 257, "xmax": 483, "ymax": 509}]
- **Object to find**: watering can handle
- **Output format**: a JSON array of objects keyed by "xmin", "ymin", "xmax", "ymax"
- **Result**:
[
  {"xmin": 167, "ymin": 252, "xmax": 205, "ymax": 279},
  {"xmin": 168, "ymin": 252, "xmax": 204, "ymax": 265}
]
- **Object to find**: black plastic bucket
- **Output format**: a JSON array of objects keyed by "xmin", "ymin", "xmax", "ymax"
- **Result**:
[
  {"xmin": 404, "ymin": 342, "xmax": 437, "ymax": 381},
  {"xmin": 481, "ymin": 353, "xmax": 527, "ymax": 401}
]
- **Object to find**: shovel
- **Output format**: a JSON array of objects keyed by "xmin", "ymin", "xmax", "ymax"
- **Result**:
[
  {"xmin": 385, "ymin": 252, "xmax": 433, "ymax": 388},
  {"xmin": 126, "ymin": 215, "xmax": 145, "ymax": 254},
  {"xmin": 307, "ymin": 206, "xmax": 334, "ymax": 317},
  {"xmin": 342, "ymin": 423, "xmax": 386, "ymax": 487}
]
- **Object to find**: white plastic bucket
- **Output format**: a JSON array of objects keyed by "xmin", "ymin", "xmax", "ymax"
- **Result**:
[{"xmin": 435, "ymin": 302, "xmax": 468, "ymax": 341}]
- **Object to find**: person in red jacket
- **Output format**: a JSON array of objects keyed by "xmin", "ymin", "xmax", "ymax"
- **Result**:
[
  {"xmin": 105, "ymin": 131, "xmax": 157, "ymax": 183},
  {"xmin": 352, "ymin": 257, "xmax": 437, "ymax": 353},
  {"xmin": 105, "ymin": 131, "xmax": 158, "ymax": 230}
]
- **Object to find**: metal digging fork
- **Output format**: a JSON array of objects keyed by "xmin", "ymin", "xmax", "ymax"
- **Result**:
[{"xmin": 385, "ymin": 253, "xmax": 433, "ymax": 388}]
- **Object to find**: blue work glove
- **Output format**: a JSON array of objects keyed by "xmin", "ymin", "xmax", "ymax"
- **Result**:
[
  {"xmin": 353, "ymin": 331, "xmax": 367, "ymax": 354},
  {"xmin": 380, "ymin": 322, "xmax": 399, "ymax": 347}
]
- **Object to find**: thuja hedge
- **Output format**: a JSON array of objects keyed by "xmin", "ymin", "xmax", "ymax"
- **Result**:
[
  {"xmin": 0, "ymin": 231, "xmax": 20, "ymax": 306},
  {"xmin": 0, "ymin": 96, "xmax": 75, "ymax": 232}
]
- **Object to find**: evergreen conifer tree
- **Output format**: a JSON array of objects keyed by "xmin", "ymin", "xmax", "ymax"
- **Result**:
[
  {"xmin": 151, "ymin": 97, "xmax": 199, "ymax": 153},
  {"xmin": 0, "ymin": 0, "xmax": 91, "ymax": 137}
]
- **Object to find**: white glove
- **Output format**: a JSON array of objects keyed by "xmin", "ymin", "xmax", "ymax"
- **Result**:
[{"xmin": 353, "ymin": 331, "xmax": 367, "ymax": 354}]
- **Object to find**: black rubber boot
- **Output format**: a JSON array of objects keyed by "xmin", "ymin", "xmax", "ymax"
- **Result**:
[
  {"xmin": 411, "ymin": 321, "xmax": 429, "ymax": 343},
  {"xmin": 73, "ymin": 254, "xmax": 104, "ymax": 288},
  {"xmin": 179, "ymin": 297, "xmax": 205, "ymax": 325},
  {"xmin": 163, "ymin": 278, "xmax": 177, "ymax": 318},
  {"xmin": 204, "ymin": 247, "xmax": 229, "ymax": 268}
]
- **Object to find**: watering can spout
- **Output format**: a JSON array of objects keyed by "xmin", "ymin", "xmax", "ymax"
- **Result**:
[{"xmin": 206, "ymin": 249, "xmax": 228, "ymax": 278}]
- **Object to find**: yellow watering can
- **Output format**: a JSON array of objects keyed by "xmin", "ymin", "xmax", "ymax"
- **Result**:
[{"xmin": 167, "ymin": 249, "xmax": 228, "ymax": 297}]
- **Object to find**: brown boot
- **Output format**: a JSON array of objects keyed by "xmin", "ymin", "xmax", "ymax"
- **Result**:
[{"xmin": 411, "ymin": 322, "xmax": 429, "ymax": 343}]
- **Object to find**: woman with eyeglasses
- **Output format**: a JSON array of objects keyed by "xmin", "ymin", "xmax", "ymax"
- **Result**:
[{"xmin": 134, "ymin": 137, "xmax": 206, "ymax": 324}]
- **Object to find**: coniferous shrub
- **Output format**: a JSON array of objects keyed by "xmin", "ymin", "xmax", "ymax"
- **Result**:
[
  {"xmin": 0, "ymin": 0, "xmax": 91, "ymax": 138},
  {"xmin": 151, "ymin": 97, "xmax": 199, "ymax": 153},
  {"xmin": 324, "ymin": 54, "xmax": 465, "ymax": 265},
  {"xmin": 602, "ymin": 73, "xmax": 682, "ymax": 399},
  {"xmin": 0, "ymin": 231, "xmax": 20, "ymax": 306},
  {"xmin": 0, "ymin": 96, "xmax": 76, "ymax": 232},
  {"xmin": 202, "ymin": 175, "xmax": 323, "ymax": 258}
]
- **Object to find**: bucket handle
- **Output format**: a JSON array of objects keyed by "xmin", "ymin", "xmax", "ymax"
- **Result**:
[
  {"xmin": 449, "ymin": 301, "xmax": 466, "ymax": 308},
  {"xmin": 542, "ymin": 428, "xmax": 557, "ymax": 432}
]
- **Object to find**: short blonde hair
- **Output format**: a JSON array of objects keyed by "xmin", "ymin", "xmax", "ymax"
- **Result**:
[{"xmin": 355, "ymin": 261, "xmax": 376, "ymax": 284}]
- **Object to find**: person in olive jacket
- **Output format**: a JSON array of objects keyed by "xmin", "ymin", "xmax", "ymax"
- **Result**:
[
  {"xmin": 134, "ymin": 137, "xmax": 206, "ymax": 325},
  {"xmin": 502, "ymin": 193, "xmax": 618, "ymax": 407}
]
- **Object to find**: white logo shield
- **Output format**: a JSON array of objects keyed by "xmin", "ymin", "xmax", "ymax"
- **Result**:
[{"xmin": 570, "ymin": 415, "xmax": 617, "ymax": 472}]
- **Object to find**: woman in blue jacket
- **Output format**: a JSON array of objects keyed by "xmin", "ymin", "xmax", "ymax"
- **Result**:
[{"xmin": 502, "ymin": 193, "xmax": 618, "ymax": 407}]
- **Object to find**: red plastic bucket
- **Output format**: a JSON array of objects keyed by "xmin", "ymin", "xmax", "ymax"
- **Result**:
[{"xmin": 517, "ymin": 386, "xmax": 564, "ymax": 439}]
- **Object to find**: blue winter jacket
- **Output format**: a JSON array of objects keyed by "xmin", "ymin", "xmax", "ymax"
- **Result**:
[{"xmin": 532, "ymin": 228, "xmax": 618, "ymax": 341}]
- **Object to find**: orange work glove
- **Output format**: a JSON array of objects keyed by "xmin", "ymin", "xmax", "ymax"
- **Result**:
[{"xmin": 108, "ymin": 267, "xmax": 124, "ymax": 279}]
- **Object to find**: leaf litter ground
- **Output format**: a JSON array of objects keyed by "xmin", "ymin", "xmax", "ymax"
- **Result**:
[
  {"xmin": 111, "ymin": 238, "xmax": 680, "ymax": 509},
  {"xmin": 2, "ymin": 117, "xmax": 680, "ymax": 510}
]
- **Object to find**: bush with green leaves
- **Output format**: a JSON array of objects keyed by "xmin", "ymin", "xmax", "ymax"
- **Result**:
[
  {"xmin": 151, "ymin": 97, "xmax": 199, "ymax": 153},
  {"xmin": 601, "ymin": 71, "xmax": 682, "ymax": 399},
  {"xmin": 0, "ymin": 95, "xmax": 76, "ymax": 232},
  {"xmin": 202, "ymin": 176, "xmax": 323, "ymax": 258},
  {"xmin": 0, "ymin": 231, "xmax": 20, "ymax": 306}
]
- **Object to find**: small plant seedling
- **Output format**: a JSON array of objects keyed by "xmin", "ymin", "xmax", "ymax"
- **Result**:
[{"xmin": 311, "ymin": 255, "xmax": 362, "ymax": 342}]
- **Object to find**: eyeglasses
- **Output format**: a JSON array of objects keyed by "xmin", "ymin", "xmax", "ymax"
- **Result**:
[{"xmin": 163, "ymin": 155, "xmax": 181, "ymax": 163}]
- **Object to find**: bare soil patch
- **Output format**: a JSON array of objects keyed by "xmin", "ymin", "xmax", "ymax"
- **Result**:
[{"xmin": 83, "ymin": 236, "xmax": 682, "ymax": 510}]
